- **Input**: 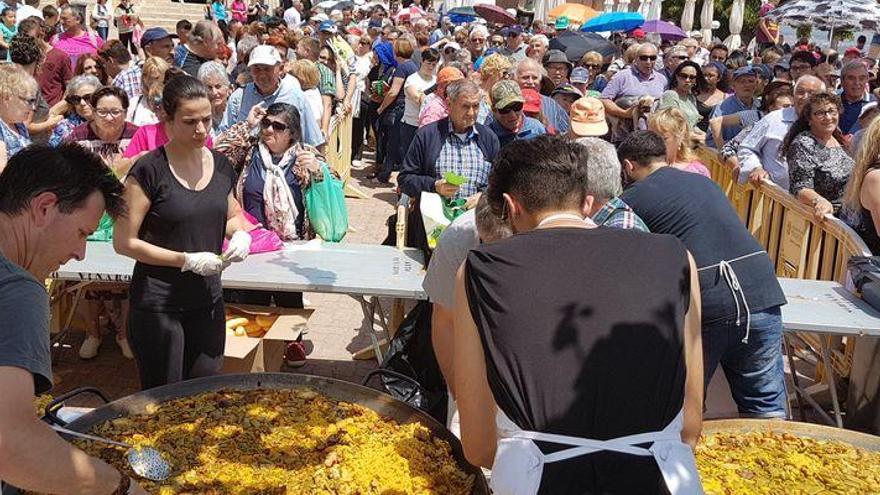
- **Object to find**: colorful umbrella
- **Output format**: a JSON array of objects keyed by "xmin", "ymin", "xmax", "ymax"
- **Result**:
[
  {"xmin": 548, "ymin": 3, "xmax": 600, "ymax": 24},
  {"xmin": 581, "ymin": 12, "xmax": 645, "ymax": 32},
  {"xmin": 473, "ymin": 3, "xmax": 517, "ymax": 26},
  {"xmin": 641, "ymin": 19, "xmax": 687, "ymax": 40},
  {"xmin": 766, "ymin": 0, "xmax": 880, "ymax": 31}
]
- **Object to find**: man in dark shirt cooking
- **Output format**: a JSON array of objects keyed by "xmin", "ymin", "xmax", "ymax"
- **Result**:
[{"xmin": 0, "ymin": 144, "xmax": 147, "ymax": 494}]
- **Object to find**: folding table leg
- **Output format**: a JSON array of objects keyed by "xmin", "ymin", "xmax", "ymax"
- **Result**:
[
  {"xmin": 351, "ymin": 295, "xmax": 391, "ymax": 363},
  {"xmin": 820, "ymin": 337, "xmax": 844, "ymax": 427},
  {"xmin": 782, "ymin": 334, "xmax": 806, "ymax": 421}
]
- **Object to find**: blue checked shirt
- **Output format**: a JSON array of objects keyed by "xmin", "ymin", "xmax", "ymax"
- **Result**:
[
  {"xmin": 435, "ymin": 122, "xmax": 492, "ymax": 199},
  {"xmin": 591, "ymin": 196, "xmax": 650, "ymax": 232},
  {"xmin": 113, "ymin": 64, "xmax": 143, "ymax": 101}
]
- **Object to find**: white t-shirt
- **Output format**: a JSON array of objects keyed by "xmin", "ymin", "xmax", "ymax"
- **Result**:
[
  {"xmin": 402, "ymin": 71, "xmax": 436, "ymax": 126},
  {"xmin": 15, "ymin": 4, "xmax": 43, "ymax": 24},
  {"xmin": 303, "ymin": 87, "xmax": 323, "ymax": 130},
  {"xmin": 283, "ymin": 6, "xmax": 301, "ymax": 29},
  {"xmin": 127, "ymin": 95, "xmax": 158, "ymax": 127}
]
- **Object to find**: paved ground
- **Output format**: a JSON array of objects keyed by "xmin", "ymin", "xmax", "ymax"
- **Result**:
[{"xmin": 50, "ymin": 153, "xmax": 399, "ymax": 406}]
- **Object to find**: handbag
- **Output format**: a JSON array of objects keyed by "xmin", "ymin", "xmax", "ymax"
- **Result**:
[{"xmin": 303, "ymin": 162, "xmax": 349, "ymax": 242}]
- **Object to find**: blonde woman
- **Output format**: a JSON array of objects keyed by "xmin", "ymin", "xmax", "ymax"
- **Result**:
[
  {"xmin": 579, "ymin": 50, "xmax": 607, "ymax": 92},
  {"xmin": 843, "ymin": 117, "xmax": 880, "ymax": 253},
  {"xmin": 288, "ymin": 59, "xmax": 322, "ymax": 133},
  {"xmin": 127, "ymin": 56, "xmax": 170, "ymax": 126},
  {"xmin": 0, "ymin": 64, "xmax": 38, "ymax": 172},
  {"xmin": 648, "ymin": 107, "xmax": 710, "ymax": 178},
  {"xmin": 478, "ymin": 53, "xmax": 512, "ymax": 124}
]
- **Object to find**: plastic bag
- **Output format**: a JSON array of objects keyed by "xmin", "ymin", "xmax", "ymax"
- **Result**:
[
  {"xmin": 87, "ymin": 213, "xmax": 114, "ymax": 242},
  {"xmin": 222, "ymin": 210, "xmax": 284, "ymax": 254},
  {"xmin": 420, "ymin": 192, "xmax": 467, "ymax": 249},
  {"xmin": 303, "ymin": 162, "xmax": 349, "ymax": 242}
]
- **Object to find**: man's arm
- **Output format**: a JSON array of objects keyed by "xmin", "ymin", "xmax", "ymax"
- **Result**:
[
  {"xmin": 397, "ymin": 129, "xmax": 438, "ymax": 197},
  {"xmin": 681, "ymin": 253, "xmax": 704, "ymax": 448},
  {"xmin": 601, "ymin": 98, "xmax": 635, "ymax": 119},
  {"xmin": 736, "ymin": 117, "xmax": 771, "ymax": 183},
  {"xmin": 0, "ymin": 367, "xmax": 128, "ymax": 494}
]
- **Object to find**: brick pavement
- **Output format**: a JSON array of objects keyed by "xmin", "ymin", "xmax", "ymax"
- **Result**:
[{"xmin": 50, "ymin": 157, "xmax": 401, "ymax": 405}]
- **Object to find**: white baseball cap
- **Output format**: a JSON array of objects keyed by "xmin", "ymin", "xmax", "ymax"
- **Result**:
[{"xmin": 248, "ymin": 45, "xmax": 282, "ymax": 67}]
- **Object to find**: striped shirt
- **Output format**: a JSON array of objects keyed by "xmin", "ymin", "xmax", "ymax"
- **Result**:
[
  {"xmin": 591, "ymin": 197, "xmax": 649, "ymax": 232},
  {"xmin": 317, "ymin": 63, "xmax": 336, "ymax": 97},
  {"xmin": 435, "ymin": 122, "xmax": 492, "ymax": 199}
]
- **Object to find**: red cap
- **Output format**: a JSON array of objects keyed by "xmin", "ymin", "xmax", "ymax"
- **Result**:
[
  {"xmin": 522, "ymin": 89, "xmax": 542, "ymax": 113},
  {"xmin": 347, "ymin": 26, "xmax": 363, "ymax": 36},
  {"xmin": 631, "ymin": 28, "xmax": 646, "ymax": 39},
  {"xmin": 846, "ymin": 47, "xmax": 862, "ymax": 56}
]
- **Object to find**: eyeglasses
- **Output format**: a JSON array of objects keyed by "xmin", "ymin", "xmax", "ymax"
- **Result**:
[
  {"xmin": 17, "ymin": 94, "xmax": 37, "ymax": 109},
  {"xmin": 812, "ymin": 108, "xmax": 839, "ymax": 118},
  {"xmin": 677, "ymin": 73, "xmax": 697, "ymax": 81},
  {"xmin": 497, "ymin": 103, "xmax": 523, "ymax": 114},
  {"xmin": 95, "ymin": 108, "xmax": 124, "ymax": 118},
  {"xmin": 639, "ymin": 55, "xmax": 658, "ymax": 61},
  {"xmin": 260, "ymin": 118, "xmax": 289, "ymax": 132},
  {"xmin": 584, "ymin": 64, "xmax": 601, "ymax": 69},
  {"xmin": 65, "ymin": 93, "xmax": 94, "ymax": 106}
]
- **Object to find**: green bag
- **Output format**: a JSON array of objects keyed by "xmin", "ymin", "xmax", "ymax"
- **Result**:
[
  {"xmin": 87, "ymin": 213, "xmax": 114, "ymax": 242},
  {"xmin": 304, "ymin": 162, "xmax": 349, "ymax": 242}
]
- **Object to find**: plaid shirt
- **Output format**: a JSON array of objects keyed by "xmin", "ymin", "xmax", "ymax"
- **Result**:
[
  {"xmin": 435, "ymin": 122, "xmax": 491, "ymax": 199},
  {"xmin": 113, "ymin": 64, "xmax": 143, "ymax": 101},
  {"xmin": 591, "ymin": 197, "xmax": 650, "ymax": 232}
]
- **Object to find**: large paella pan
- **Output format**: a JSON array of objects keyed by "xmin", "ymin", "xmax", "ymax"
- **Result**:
[
  {"xmin": 697, "ymin": 418, "xmax": 880, "ymax": 494},
  {"xmin": 25, "ymin": 373, "xmax": 489, "ymax": 495}
]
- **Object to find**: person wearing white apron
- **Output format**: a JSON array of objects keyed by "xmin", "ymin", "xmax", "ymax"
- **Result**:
[{"xmin": 453, "ymin": 136, "xmax": 705, "ymax": 494}]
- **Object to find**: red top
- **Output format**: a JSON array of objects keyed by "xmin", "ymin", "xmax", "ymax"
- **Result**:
[{"xmin": 38, "ymin": 48, "xmax": 73, "ymax": 107}]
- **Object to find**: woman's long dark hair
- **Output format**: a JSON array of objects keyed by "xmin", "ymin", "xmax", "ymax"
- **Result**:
[
  {"xmin": 781, "ymin": 92, "xmax": 846, "ymax": 157},
  {"xmin": 668, "ymin": 60, "xmax": 706, "ymax": 95}
]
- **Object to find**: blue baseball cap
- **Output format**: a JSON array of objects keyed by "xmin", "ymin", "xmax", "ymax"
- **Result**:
[
  {"xmin": 319, "ymin": 20, "xmax": 338, "ymax": 34},
  {"xmin": 570, "ymin": 67, "xmax": 589, "ymax": 84},
  {"xmin": 732, "ymin": 66, "xmax": 757, "ymax": 80},
  {"xmin": 140, "ymin": 27, "xmax": 175, "ymax": 49}
]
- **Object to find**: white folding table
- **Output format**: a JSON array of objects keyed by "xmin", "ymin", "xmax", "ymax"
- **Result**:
[
  {"xmin": 780, "ymin": 278, "xmax": 880, "ymax": 427},
  {"xmin": 51, "ymin": 241, "xmax": 427, "ymax": 363}
]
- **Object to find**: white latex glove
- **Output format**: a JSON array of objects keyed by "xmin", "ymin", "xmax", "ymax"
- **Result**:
[
  {"xmin": 182, "ymin": 252, "xmax": 227, "ymax": 276},
  {"xmin": 222, "ymin": 230, "xmax": 251, "ymax": 263}
]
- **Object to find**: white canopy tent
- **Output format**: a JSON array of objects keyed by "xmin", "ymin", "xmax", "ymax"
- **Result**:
[
  {"xmin": 680, "ymin": 0, "xmax": 697, "ymax": 33},
  {"xmin": 700, "ymin": 0, "xmax": 714, "ymax": 43}
]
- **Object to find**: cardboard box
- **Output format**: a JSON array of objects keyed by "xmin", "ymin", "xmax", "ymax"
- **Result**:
[{"xmin": 222, "ymin": 304, "xmax": 314, "ymax": 373}]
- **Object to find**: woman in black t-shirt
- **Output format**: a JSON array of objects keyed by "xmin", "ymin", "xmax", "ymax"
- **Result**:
[{"xmin": 114, "ymin": 75, "xmax": 254, "ymax": 390}]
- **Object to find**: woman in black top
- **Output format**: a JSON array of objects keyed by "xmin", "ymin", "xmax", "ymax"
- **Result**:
[
  {"xmin": 843, "ymin": 116, "xmax": 880, "ymax": 254},
  {"xmin": 114, "ymin": 75, "xmax": 254, "ymax": 390},
  {"xmin": 453, "ymin": 137, "xmax": 704, "ymax": 494}
]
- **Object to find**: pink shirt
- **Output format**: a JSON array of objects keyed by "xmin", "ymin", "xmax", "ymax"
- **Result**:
[
  {"xmin": 674, "ymin": 160, "xmax": 711, "ymax": 178},
  {"xmin": 123, "ymin": 123, "xmax": 214, "ymax": 158},
  {"xmin": 418, "ymin": 93, "xmax": 449, "ymax": 127},
  {"xmin": 51, "ymin": 31, "xmax": 104, "ymax": 71}
]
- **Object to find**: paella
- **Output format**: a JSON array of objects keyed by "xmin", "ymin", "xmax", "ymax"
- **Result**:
[
  {"xmin": 696, "ymin": 430, "xmax": 880, "ymax": 494},
  {"xmin": 54, "ymin": 388, "xmax": 475, "ymax": 495}
]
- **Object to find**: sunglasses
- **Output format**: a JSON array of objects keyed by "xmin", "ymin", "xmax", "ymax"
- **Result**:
[
  {"xmin": 639, "ymin": 55, "xmax": 658, "ymax": 61},
  {"xmin": 261, "ymin": 118, "xmax": 289, "ymax": 132},
  {"xmin": 677, "ymin": 73, "xmax": 697, "ymax": 81},
  {"xmin": 17, "ymin": 94, "xmax": 38, "ymax": 109},
  {"xmin": 66, "ymin": 93, "xmax": 94, "ymax": 105},
  {"xmin": 498, "ymin": 103, "xmax": 523, "ymax": 114},
  {"xmin": 672, "ymin": 55, "xmax": 689, "ymax": 60},
  {"xmin": 584, "ymin": 64, "xmax": 601, "ymax": 69}
]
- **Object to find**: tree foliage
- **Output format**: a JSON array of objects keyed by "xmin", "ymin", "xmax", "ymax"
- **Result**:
[{"xmin": 661, "ymin": 0, "xmax": 760, "ymax": 44}]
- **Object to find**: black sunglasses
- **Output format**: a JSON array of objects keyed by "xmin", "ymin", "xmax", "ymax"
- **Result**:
[
  {"xmin": 677, "ymin": 73, "xmax": 697, "ymax": 80},
  {"xmin": 66, "ymin": 93, "xmax": 94, "ymax": 105},
  {"xmin": 639, "ymin": 55, "xmax": 658, "ymax": 61},
  {"xmin": 498, "ymin": 103, "xmax": 523, "ymax": 114},
  {"xmin": 584, "ymin": 64, "xmax": 601, "ymax": 69},
  {"xmin": 261, "ymin": 118, "xmax": 289, "ymax": 132}
]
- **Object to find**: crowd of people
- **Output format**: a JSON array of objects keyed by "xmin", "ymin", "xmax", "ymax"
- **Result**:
[{"xmin": 0, "ymin": 0, "xmax": 879, "ymax": 493}]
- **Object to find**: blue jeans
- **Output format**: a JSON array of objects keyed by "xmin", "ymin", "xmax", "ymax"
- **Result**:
[
  {"xmin": 702, "ymin": 306, "xmax": 787, "ymax": 417},
  {"xmin": 97, "ymin": 26, "xmax": 109, "ymax": 41}
]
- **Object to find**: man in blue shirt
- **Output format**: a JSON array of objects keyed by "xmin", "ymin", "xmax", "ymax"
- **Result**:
[
  {"xmin": 709, "ymin": 66, "xmax": 760, "ymax": 148},
  {"xmin": 839, "ymin": 60, "xmax": 875, "ymax": 135},
  {"xmin": 486, "ymin": 80, "xmax": 546, "ymax": 148},
  {"xmin": 220, "ymin": 45, "xmax": 323, "ymax": 147}
]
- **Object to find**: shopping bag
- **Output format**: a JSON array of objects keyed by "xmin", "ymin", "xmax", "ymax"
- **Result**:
[
  {"xmin": 222, "ymin": 210, "xmax": 284, "ymax": 254},
  {"xmin": 420, "ymin": 192, "xmax": 467, "ymax": 249},
  {"xmin": 87, "ymin": 213, "xmax": 114, "ymax": 242},
  {"xmin": 303, "ymin": 162, "xmax": 349, "ymax": 242}
]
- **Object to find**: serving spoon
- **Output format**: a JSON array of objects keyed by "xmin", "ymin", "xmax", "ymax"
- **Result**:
[{"xmin": 50, "ymin": 424, "xmax": 172, "ymax": 481}]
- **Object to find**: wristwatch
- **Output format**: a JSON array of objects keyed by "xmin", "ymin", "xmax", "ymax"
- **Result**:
[{"xmin": 112, "ymin": 472, "xmax": 131, "ymax": 495}]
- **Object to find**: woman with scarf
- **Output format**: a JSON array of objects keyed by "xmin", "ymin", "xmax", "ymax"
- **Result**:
[
  {"xmin": 365, "ymin": 40, "xmax": 397, "ymax": 181},
  {"xmin": 217, "ymin": 102, "xmax": 320, "ymax": 367}
]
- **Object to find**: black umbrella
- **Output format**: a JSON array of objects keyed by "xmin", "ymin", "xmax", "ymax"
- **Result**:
[
  {"xmin": 332, "ymin": 0, "xmax": 355, "ymax": 10},
  {"xmin": 549, "ymin": 31, "xmax": 616, "ymax": 63}
]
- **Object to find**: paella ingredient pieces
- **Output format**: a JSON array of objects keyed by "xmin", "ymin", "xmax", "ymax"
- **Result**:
[
  {"xmin": 34, "ymin": 394, "xmax": 53, "ymax": 417},
  {"xmin": 696, "ymin": 430, "xmax": 880, "ymax": 494},
  {"xmin": 67, "ymin": 388, "xmax": 475, "ymax": 495},
  {"xmin": 233, "ymin": 326, "xmax": 247, "ymax": 337},
  {"xmin": 225, "ymin": 317, "xmax": 249, "ymax": 329}
]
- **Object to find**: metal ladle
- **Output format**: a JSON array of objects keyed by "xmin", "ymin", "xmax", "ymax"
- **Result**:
[{"xmin": 51, "ymin": 424, "xmax": 172, "ymax": 481}]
